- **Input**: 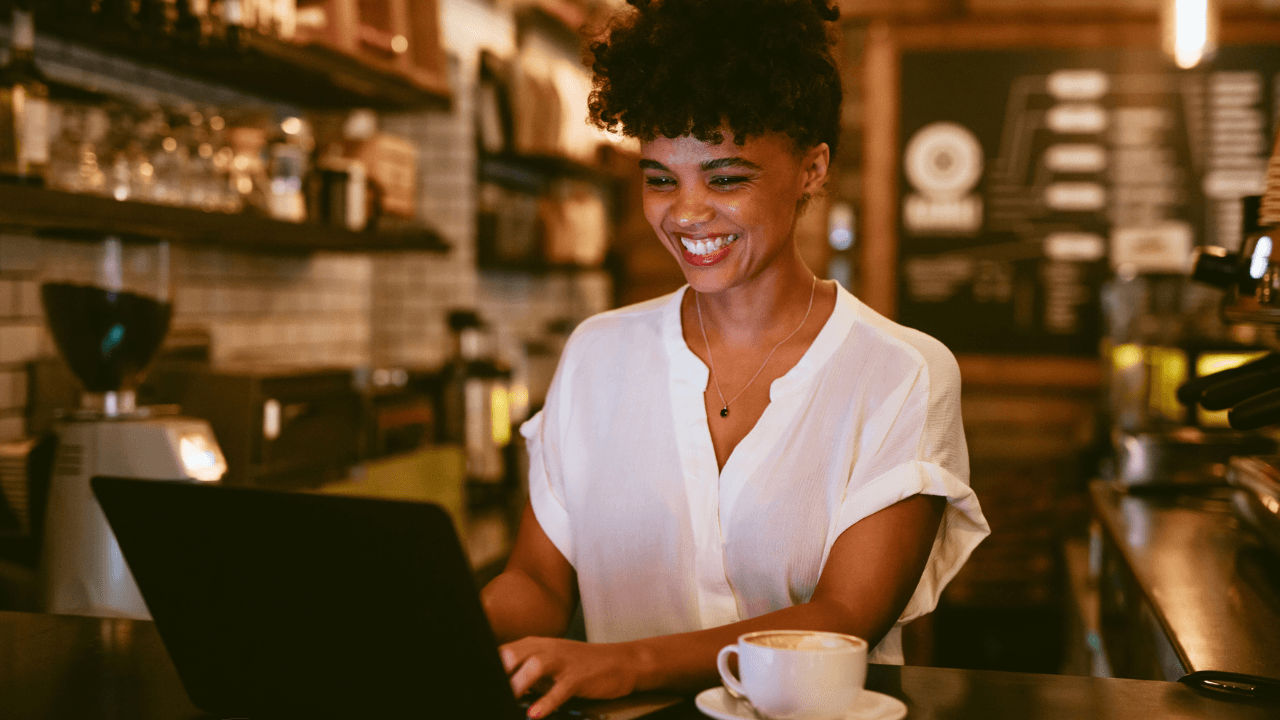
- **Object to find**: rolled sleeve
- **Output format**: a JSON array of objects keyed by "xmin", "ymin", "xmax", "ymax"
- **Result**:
[
  {"xmin": 834, "ymin": 460, "xmax": 989, "ymax": 625},
  {"xmin": 521, "ymin": 411, "xmax": 575, "ymax": 567}
]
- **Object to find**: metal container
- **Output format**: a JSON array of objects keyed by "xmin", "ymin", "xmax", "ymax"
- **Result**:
[
  {"xmin": 1227, "ymin": 455, "xmax": 1280, "ymax": 554},
  {"xmin": 1113, "ymin": 427, "xmax": 1277, "ymax": 487}
]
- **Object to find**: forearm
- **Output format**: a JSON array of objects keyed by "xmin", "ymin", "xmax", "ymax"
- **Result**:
[
  {"xmin": 628, "ymin": 598, "xmax": 876, "ymax": 694},
  {"xmin": 481, "ymin": 569, "xmax": 575, "ymax": 644},
  {"xmin": 625, "ymin": 494, "xmax": 944, "ymax": 693}
]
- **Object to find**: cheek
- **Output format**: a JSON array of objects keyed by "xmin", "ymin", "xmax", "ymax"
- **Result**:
[{"xmin": 642, "ymin": 194, "xmax": 669, "ymax": 232}]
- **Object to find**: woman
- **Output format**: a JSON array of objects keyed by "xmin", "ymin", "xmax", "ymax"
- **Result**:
[{"xmin": 481, "ymin": 1, "xmax": 989, "ymax": 716}]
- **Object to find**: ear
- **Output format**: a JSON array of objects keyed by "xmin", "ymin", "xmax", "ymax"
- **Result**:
[{"xmin": 799, "ymin": 143, "xmax": 830, "ymax": 196}]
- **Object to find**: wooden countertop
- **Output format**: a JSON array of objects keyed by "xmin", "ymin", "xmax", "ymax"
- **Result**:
[
  {"xmin": 2, "ymin": 610, "xmax": 1277, "ymax": 719},
  {"xmin": 1090, "ymin": 480, "xmax": 1280, "ymax": 689}
]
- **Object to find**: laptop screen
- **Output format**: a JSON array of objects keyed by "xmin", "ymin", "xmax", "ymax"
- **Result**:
[{"xmin": 91, "ymin": 476, "xmax": 525, "ymax": 719}]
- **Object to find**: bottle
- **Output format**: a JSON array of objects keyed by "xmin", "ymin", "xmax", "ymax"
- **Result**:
[
  {"xmin": 138, "ymin": 0, "xmax": 178, "ymax": 48},
  {"xmin": 0, "ymin": 4, "xmax": 50, "ymax": 185},
  {"xmin": 439, "ymin": 311, "xmax": 512, "ymax": 496},
  {"xmin": 174, "ymin": 0, "xmax": 211, "ymax": 49},
  {"xmin": 95, "ymin": 0, "xmax": 144, "ymax": 37}
]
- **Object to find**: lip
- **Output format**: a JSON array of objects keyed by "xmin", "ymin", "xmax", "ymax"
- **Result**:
[{"xmin": 676, "ymin": 234, "xmax": 737, "ymax": 267}]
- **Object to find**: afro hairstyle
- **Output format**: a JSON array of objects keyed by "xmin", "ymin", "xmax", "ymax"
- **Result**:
[{"xmin": 587, "ymin": 0, "xmax": 843, "ymax": 157}]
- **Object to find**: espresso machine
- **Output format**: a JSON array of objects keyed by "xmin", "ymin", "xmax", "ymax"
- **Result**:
[
  {"xmin": 38, "ymin": 236, "xmax": 226, "ymax": 619},
  {"xmin": 1187, "ymin": 192, "xmax": 1280, "ymax": 554}
]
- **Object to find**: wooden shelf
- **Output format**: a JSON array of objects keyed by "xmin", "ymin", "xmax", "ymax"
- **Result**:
[
  {"xmin": 30, "ymin": 16, "xmax": 450, "ymax": 110},
  {"xmin": 478, "ymin": 152, "xmax": 622, "ymax": 193},
  {"xmin": 0, "ymin": 185, "xmax": 449, "ymax": 254}
]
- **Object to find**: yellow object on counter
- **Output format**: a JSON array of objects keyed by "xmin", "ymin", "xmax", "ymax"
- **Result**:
[
  {"xmin": 318, "ymin": 446, "xmax": 466, "ymax": 540},
  {"xmin": 1196, "ymin": 351, "xmax": 1269, "ymax": 427},
  {"xmin": 1147, "ymin": 347, "xmax": 1189, "ymax": 425}
]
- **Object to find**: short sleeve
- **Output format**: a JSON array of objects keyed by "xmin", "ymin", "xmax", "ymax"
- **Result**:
[
  {"xmin": 520, "ymin": 354, "xmax": 576, "ymax": 566},
  {"xmin": 829, "ymin": 341, "xmax": 989, "ymax": 627}
]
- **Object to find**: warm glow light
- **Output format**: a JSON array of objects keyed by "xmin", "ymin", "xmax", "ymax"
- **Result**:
[
  {"xmin": 1147, "ymin": 347, "xmax": 1187, "ymax": 423},
  {"xmin": 1112, "ymin": 344, "xmax": 1144, "ymax": 372},
  {"xmin": 1164, "ymin": 0, "xmax": 1217, "ymax": 69},
  {"xmin": 179, "ymin": 434, "xmax": 226, "ymax": 482},
  {"xmin": 491, "ymin": 386, "xmax": 511, "ymax": 447},
  {"xmin": 281, "ymin": 116, "xmax": 303, "ymax": 135},
  {"xmin": 1174, "ymin": 0, "xmax": 1208, "ymax": 68},
  {"xmin": 391, "ymin": 35, "xmax": 409, "ymax": 54}
]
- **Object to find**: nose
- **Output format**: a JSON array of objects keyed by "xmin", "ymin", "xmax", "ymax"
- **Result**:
[{"xmin": 670, "ymin": 184, "xmax": 715, "ymax": 227}]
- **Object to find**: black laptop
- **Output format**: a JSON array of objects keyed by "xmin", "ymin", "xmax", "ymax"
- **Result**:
[{"xmin": 90, "ymin": 476, "xmax": 682, "ymax": 720}]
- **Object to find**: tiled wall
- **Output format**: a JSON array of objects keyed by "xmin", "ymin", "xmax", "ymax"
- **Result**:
[
  {"xmin": 170, "ymin": 248, "xmax": 374, "ymax": 368},
  {"xmin": 0, "ymin": 0, "xmax": 613, "ymax": 443}
]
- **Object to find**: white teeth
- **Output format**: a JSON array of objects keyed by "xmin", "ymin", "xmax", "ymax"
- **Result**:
[{"xmin": 680, "ymin": 235, "xmax": 738, "ymax": 256}]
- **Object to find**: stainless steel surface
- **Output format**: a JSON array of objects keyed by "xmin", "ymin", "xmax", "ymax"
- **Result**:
[
  {"xmin": 1090, "ymin": 480, "xmax": 1280, "ymax": 687},
  {"xmin": 1228, "ymin": 456, "xmax": 1280, "ymax": 554},
  {"xmin": 1112, "ymin": 427, "xmax": 1275, "ymax": 487}
]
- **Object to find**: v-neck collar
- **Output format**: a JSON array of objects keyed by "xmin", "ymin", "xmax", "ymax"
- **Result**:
[
  {"xmin": 661, "ymin": 282, "xmax": 859, "ymax": 437},
  {"xmin": 659, "ymin": 282, "xmax": 858, "ymax": 627}
]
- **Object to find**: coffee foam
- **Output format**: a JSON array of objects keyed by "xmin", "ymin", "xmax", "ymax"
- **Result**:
[{"xmin": 746, "ymin": 633, "xmax": 857, "ymax": 651}]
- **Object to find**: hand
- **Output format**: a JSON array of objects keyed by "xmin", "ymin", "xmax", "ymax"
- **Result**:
[{"xmin": 499, "ymin": 636, "xmax": 644, "ymax": 718}]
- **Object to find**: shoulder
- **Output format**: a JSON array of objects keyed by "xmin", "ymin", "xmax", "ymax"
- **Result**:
[
  {"xmin": 558, "ymin": 289, "xmax": 679, "ymax": 365},
  {"xmin": 841, "ymin": 290, "xmax": 961, "ymax": 396}
]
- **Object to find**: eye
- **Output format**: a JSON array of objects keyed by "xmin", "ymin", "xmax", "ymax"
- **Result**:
[
  {"xmin": 644, "ymin": 175, "xmax": 675, "ymax": 189},
  {"xmin": 710, "ymin": 175, "xmax": 750, "ymax": 188}
]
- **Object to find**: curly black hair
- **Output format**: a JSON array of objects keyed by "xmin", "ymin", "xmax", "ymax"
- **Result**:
[{"xmin": 587, "ymin": 0, "xmax": 842, "ymax": 157}]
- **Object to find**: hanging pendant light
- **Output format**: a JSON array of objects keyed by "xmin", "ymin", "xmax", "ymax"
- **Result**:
[{"xmin": 1161, "ymin": 0, "xmax": 1220, "ymax": 69}]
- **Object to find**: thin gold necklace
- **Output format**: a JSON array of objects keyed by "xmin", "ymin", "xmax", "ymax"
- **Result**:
[{"xmin": 696, "ymin": 275, "xmax": 818, "ymax": 418}]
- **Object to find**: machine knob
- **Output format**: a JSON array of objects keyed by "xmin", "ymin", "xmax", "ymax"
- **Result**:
[{"xmin": 1191, "ymin": 245, "xmax": 1242, "ymax": 290}]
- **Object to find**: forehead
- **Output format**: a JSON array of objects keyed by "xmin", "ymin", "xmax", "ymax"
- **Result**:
[{"xmin": 640, "ymin": 132, "xmax": 797, "ymax": 168}]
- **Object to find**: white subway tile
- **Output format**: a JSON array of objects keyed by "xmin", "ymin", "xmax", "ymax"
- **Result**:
[
  {"xmin": 0, "ymin": 234, "xmax": 41, "ymax": 273},
  {"xmin": 0, "ymin": 324, "xmax": 40, "ymax": 363},
  {"xmin": 0, "ymin": 371, "xmax": 12, "ymax": 409},
  {"xmin": 16, "ymin": 281, "xmax": 39, "ymax": 318},
  {"xmin": 0, "ymin": 414, "xmax": 24, "ymax": 442},
  {"xmin": 11, "ymin": 370, "xmax": 26, "ymax": 409}
]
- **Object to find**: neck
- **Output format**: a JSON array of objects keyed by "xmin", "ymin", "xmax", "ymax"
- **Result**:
[{"xmin": 694, "ymin": 249, "xmax": 818, "ymax": 347}]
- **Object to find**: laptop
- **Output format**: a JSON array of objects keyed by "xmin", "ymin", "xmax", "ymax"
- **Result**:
[{"xmin": 90, "ymin": 476, "xmax": 684, "ymax": 719}]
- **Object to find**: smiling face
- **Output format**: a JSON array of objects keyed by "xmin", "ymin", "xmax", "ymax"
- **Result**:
[{"xmin": 641, "ymin": 131, "xmax": 829, "ymax": 295}]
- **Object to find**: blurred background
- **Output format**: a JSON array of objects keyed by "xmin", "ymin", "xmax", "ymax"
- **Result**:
[{"xmin": 1, "ymin": 0, "xmax": 1280, "ymax": 690}]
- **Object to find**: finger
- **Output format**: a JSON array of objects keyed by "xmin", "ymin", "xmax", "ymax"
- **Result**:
[
  {"xmin": 509, "ymin": 653, "xmax": 550, "ymax": 699},
  {"xmin": 526, "ymin": 676, "xmax": 576, "ymax": 719},
  {"xmin": 499, "ymin": 638, "xmax": 538, "ymax": 673},
  {"xmin": 499, "ymin": 643, "xmax": 521, "ymax": 673}
]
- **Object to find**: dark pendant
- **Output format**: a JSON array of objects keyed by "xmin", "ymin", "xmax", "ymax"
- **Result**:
[{"xmin": 720, "ymin": 407, "xmax": 729, "ymax": 418}]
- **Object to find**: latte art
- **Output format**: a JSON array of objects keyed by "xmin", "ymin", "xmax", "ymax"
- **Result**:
[{"xmin": 747, "ymin": 632, "xmax": 857, "ymax": 651}]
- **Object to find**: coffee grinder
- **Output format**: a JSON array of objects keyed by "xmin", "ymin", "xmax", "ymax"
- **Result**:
[{"xmin": 38, "ymin": 236, "xmax": 226, "ymax": 619}]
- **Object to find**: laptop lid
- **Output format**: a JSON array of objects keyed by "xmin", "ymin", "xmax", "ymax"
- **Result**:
[{"xmin": 91, "ymin": 476, "xmax": 525, "ymax": 719}]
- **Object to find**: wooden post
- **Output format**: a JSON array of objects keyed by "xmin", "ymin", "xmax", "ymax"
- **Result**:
[{"xmin": 860, "ymin": 21, "xmax": 900, "ymax": 319}]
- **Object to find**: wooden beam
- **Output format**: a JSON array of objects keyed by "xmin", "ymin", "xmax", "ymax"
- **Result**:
[
  {"xmin": 957, "ymin": 354, "xmax": 1103, "ymax": 388},
  {"xmin": 860, "ymin": 21, "xmax": 900, "ymax": 319}
]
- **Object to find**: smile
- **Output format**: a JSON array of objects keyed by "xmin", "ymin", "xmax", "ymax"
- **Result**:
[{"xmin": 679, "ymin": 234, "xmax": 739, "ymax": 256}]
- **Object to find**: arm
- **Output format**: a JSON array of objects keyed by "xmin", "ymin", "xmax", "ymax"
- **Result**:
[
  {"xmin": 629, "ymin": 492, "xmax": 944, "ymax": 691},
  {"xmin": 505, "ymin": 493, "xmax": 945, "ymax": 716},
  {"xmin": 481, "ymin": 501, "xmax": 578, "ymax": 644}
]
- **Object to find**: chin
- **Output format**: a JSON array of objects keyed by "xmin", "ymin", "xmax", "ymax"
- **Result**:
[{"xmin": 681, "ymin": 269, "xmax": 738, "ymax": 295}]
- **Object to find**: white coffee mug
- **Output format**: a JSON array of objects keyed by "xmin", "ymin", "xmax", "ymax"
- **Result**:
[{"xmin": 716, "ymin": 630, "xmax": 868, "ymax": 720}]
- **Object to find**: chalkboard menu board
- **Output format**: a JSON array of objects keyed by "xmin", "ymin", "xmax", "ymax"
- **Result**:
[{"xmin": 897, "ymin": 46, "xmax": 1280, "ymax": 356}]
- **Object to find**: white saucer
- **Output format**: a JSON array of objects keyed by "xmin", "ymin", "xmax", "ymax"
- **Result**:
[{"xmin": 694, "ymin": 686, "xmax": 908, "ymax": 720}]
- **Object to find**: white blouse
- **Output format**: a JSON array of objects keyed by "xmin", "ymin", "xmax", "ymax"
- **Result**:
[{"xmin": 521, "ymin": 283, "xmax": 989, "ymax": 663}]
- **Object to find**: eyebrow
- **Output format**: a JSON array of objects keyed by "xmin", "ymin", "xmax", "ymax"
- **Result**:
[{"xmin": 639, "ymin": 157, "xmax": 764, "ymax": 172}]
